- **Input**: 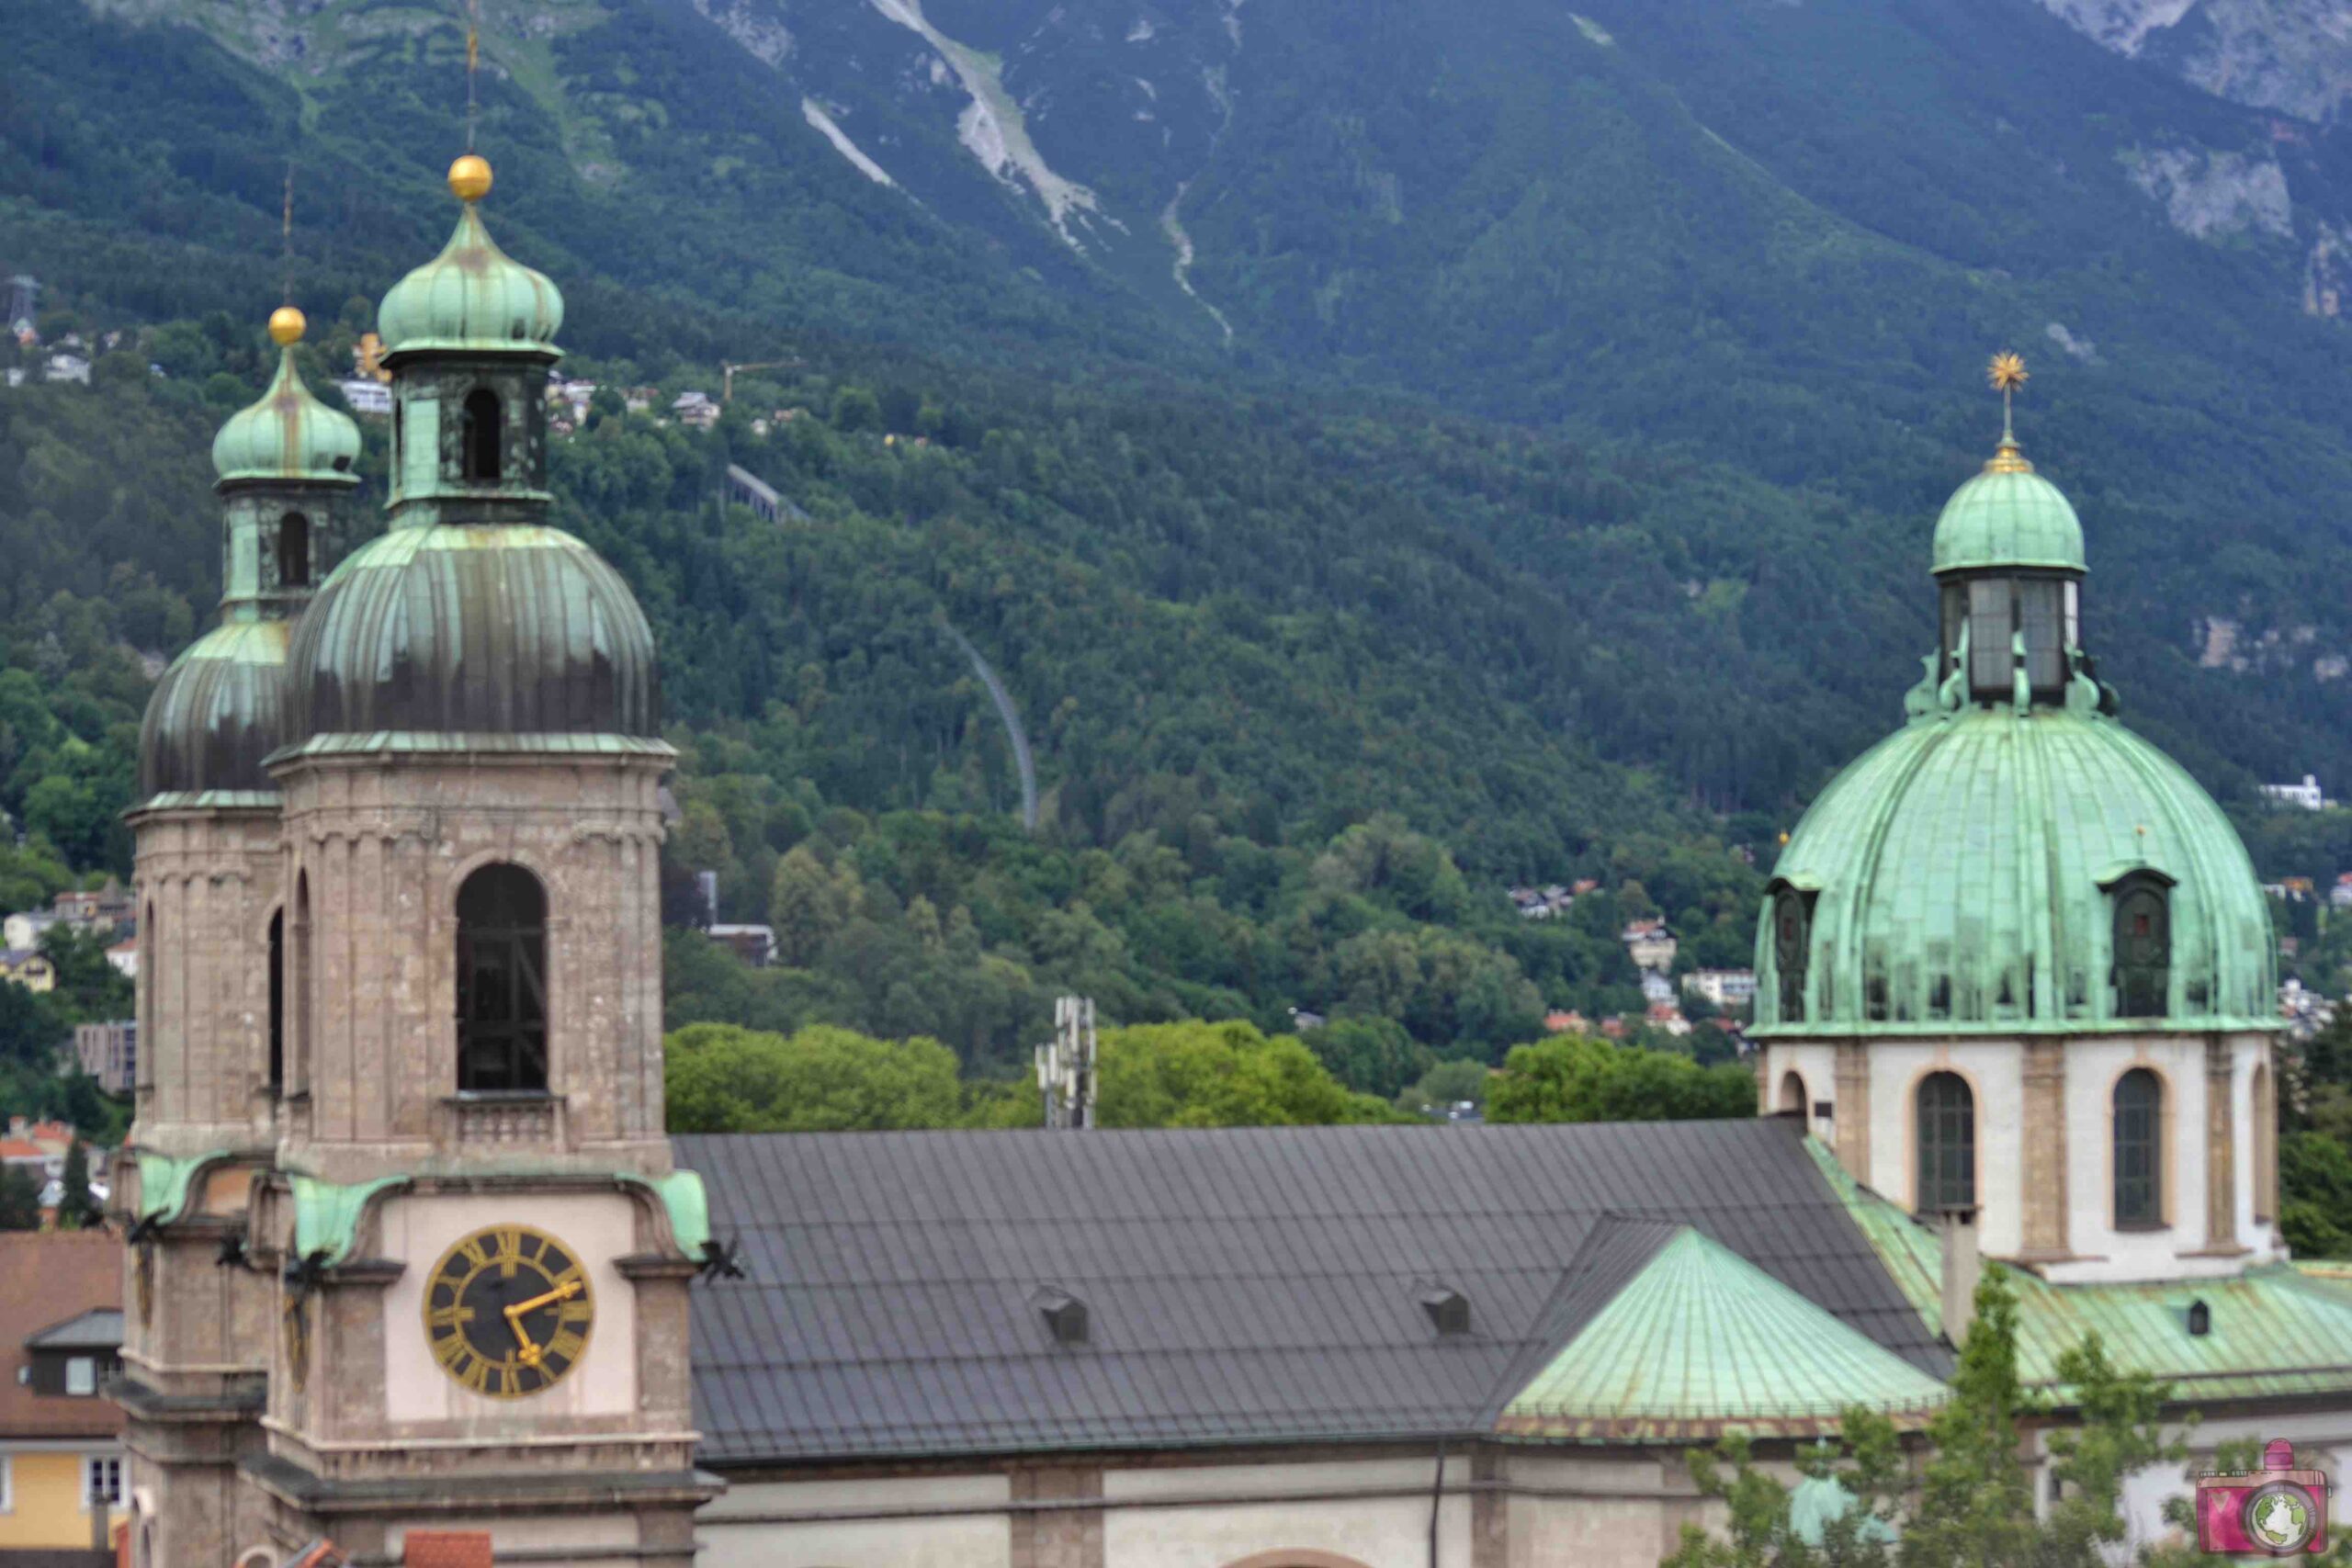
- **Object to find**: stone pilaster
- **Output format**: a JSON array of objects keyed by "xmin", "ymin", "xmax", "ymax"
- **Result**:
[
  {"xmin": 2204, "ymin": 1035, "xmax": 2244, "ymax": 1255},
  {"xmin": 2018, "ymin": 1038, "xmax": 2070, "ymax": 1261},
  {"xmin": 1834, "ymin": 1041, "xmax": 1871, "ymax": 1182},
  {"xmin": 1011, "ymin": 1465, "xmax": 1103, "ymax": 1568}
]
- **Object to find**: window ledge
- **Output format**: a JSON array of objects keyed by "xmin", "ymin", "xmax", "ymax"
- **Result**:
[{"xmin": 2113, "ymin": 1219, "xmax": 2169, "ymax": 1234}]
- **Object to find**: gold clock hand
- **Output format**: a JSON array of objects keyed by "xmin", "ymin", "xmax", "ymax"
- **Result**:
[{"xmin": 502, "ymin": 1278, "xmax": 582, "ymax": 1368}]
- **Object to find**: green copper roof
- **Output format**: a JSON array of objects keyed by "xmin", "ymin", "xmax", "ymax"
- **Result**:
[
  {"xmin": 377, "ymin": 200, "xmax": 563, "ymax": 358},
  {"xmin": 1805, "ymin": 1140, "xmax": 2352, "ymax": 1405},
  {"xmin": 283, "ymin": 524, "xmax": 661, "ymax": 749},
  {"xmin": 137, "ymin": 618, "xmax": 293, "ymax": 801},
  {"xmin": 1932, "ymin": 458, "xmax": 2084, "ymax": 575},
  {"xmin": 1755, "ymin": 703, "xmax": 2277, "ymax": 1036},
  {"xmin": 289, "ymin": 1174, "xmax": 411, "ymax": 1267},
  {"xmin": 1494, "ymin": 1223, "xmax": 1950, "ymax": 1441},
  {"xmin": 133, "ymin": 1149, "xmax": 232, "ymax": 1226},
  {"xmin": 211, "ymin": 345, "xmax": 363, "ymax": 487},
  {"xmin": 1790, "ymin": 1473, "xmax": 1897, "ymax": 1549}
]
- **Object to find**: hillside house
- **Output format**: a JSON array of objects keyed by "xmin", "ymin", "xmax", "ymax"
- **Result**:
[{"xmin": 0, "ymin": 1231, "xmax": 125, "ymax": 1553}]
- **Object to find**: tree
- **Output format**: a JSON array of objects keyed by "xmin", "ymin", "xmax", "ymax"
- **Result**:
[
  {"xmin": 53, "ymin": 1139, "xmax": 98, "ymax": 1231},
  {"xmin": 1486, "ymin": 1034, "xmax": 1755, "ymax": 1123},
  {"xmin": 2280, "ymin": 1132, "xmax": 2352, "ymax": 1258},
  {"xmin": 1091, "ymin": 1021, "xmax": 1406, "ymax": 1129},
  {"xmin": 665, "ymin": 1022, "xmax": 963, "ymax": 1133},
  {"xmin": 1301, "ymin": 1014, "xmax": 1430, "ymax": 1100},
  {"xmin": 1666, "ymin": 1269, "xmax": 2186, "ymax": 1568},
  {"xmin": 1396, "ymin": 1056, "xmax": 1492, "ymax": 1118},
  {"xmin": 0, "ymin": 1165, "xmax": 40, "ymax": 1231}
]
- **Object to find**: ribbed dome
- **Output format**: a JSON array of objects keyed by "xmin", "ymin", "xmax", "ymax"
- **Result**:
[
  {"xmin": 377, "ymin": 202, "xmax": 563, "ymax": 356},
  {"xmin": 280, "ymin": 525, "xmax": 659, "ymax": 751},
  {"xmin": 1753, "ymin": 705, "xmax": 2276, "ymax": 1035},
  {"xmin": 137, "ymin": 619, "xmax": 294, "ymax": 803},
  {"xmin": 1931, "ymin": 463, "xmax": 2084, "ymax": 575},
  {"xmin": 211, "ymin": 347, "xmax": 362, "ymax": 486}
]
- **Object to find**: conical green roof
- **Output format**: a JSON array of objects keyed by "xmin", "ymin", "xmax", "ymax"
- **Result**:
[
  {"xmin": 210, "ymin": 344, "xmax": 362, "ymax": 487},
  {"xmin": 1756, "ymin": 704, "xmax": 2277, "ymax": 1035},
  {"xmin": 376, "ymin": 172, "xmax": 563, "ymax": 357},
  {"xmin": 1494, "ymin": 1225, "xmax": 1949, "ymax": 1440}
]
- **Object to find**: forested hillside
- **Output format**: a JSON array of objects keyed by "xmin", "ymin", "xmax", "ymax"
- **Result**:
[{"xmin": 16, "ymin": 0, "xmax": 2352, "ymax": 1095}]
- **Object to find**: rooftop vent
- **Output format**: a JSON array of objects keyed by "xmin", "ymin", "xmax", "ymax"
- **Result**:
[
  {"xmin": 2187, "ymin": 1299, "xmax": 2211, "ymax": 1337},
  {"xmin": 1038, "ymin": 1290, "xmax": 1089, "ymax": 1346},
  {"xmin": 1419, "ymin": 1287, "xmax": 1471, "ymax": 1337}
]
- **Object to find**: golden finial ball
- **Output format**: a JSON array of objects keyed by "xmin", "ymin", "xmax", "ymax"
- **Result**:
[
  {"xmin": 267, "ymin": 305, "xmax": 307, "ymax": 346},
  {"xmin": 448, "ymin": 153, "xmax": 493, "ymax": 203}
]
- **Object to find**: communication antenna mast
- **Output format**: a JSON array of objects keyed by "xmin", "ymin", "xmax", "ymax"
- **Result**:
[{"xmin": 1035, "ymin": 996, "xmax": 1097, "ymax": 1131}]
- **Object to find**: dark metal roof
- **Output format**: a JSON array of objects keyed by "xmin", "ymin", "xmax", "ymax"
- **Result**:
[
  {"xmin": 674, "ymin": 1118, "xmax": 1951, "ymax": 1466},
  {"xmin": 285, "ymin": 524, "xmax": 660, "ymax": 748},
  {"xmin": 138, "ymin": 619, "xmax": 292, "ymax": 799},
  {"xmin": 26, "ymin": 1307, "xmax": 122, "ymax": 1351}
]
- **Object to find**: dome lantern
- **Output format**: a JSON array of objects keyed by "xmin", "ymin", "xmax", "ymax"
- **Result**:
[{"xmin": 143, "ymin": 308, "xmax": 361, "ymax": 806}]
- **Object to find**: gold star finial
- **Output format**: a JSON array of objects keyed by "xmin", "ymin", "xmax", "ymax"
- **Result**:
[{"xmin": 1983, "ymin": 351, "xmax": 2034, "ymax": 474}]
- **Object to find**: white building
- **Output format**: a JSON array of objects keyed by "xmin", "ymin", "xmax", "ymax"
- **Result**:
[
  {"xmin": 1683, "ymin": 967, "xmax": 1758, "ymax": 1009},
  {"xmin": 2260, "ymin": 773, "xmax": 2332, "ymax": 810}
]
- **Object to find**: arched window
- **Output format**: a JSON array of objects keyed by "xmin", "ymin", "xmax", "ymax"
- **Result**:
[
  {"xmin": 1778, "ymin": 1070, "xmax": 1807, "ymax": 1114},
  {"xmin": 460, "ymin": 388, "xmax": 503, "ymax": 483},
  {"xmin": 276, "ymin": 513, "xmax": 310, "ymax": 590},
  {"xmin": 1916, "ymin": 1072, "xmax": 1975, "ymax": 1214},
  {"xmin": 290, "ymin": 874, "xmax": 311, "ymax": 1096},
  {"xmin": 2111, "ymin": 876, "xmax": 2170, "ymax": 1018},
  {"xmin": 456, "ymin": 864, "xmax": 547, "ymax": 1092},
  {"xmin": 2113, "ymin": 1067, "xmax": 2163, "ymax": 1228},
  {"xmin": 2253, "ymin": 1060, "xmax": 2277, "ymax": 1224},
  {"xmin": 266, "ymin": 908, "xmax": 284, "ymax": 1095},
  {"xmin": 1773, "ymin": 888, "xmax": 1810, "ymax": 1022}
]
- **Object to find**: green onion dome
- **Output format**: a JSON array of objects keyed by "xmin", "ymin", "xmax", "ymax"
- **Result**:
[
  {"xmin": 375, "ymin": 156, "xmax": 564, "ymax": 357},
  {"xmin": 137, "ymin": 619, "xmax": 295, "ymax": 804},
  {"xmin": 1930, "ymin": 436, "xmax": 2085, "ymax": 575},
  {"xmin": 209, "ymin": 320, "xmax": 363, "ymax": 487},
  {"xmin": 1753, "ymin": 704, "xmax": 2276, "ymax": 1035},
  {"xmin": 278, "ymin": 525, "xmax": 661, "ymax": 753}
]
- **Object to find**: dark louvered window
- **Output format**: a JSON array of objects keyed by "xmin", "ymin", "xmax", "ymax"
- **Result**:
[
  {"xmin": 1774, "ymin": 890, "xmax": 1809, "ymax": 1022},
  {"xmin": 277, "ymin": 512, "xmax": 311, "ymax": 589},
  {"xmin": 2114, "ymin": 1067, "xmax": 2162, "ymax": 1227},
  {"xmin": 1916, "ymin": 1071, "xmax": 1975, "ymax": 1213},
  {"xmin": 267, "ymin": 908, "xmax": 284, "ymax": 1095},
  {"xmin": 456, "ymin": 864, "xmax": 547, "ymax": 1092},
  {"xmin": 461, "ymin": 388, "xmax": 503, "ymax": 483},
  {"xmin": 2112, "ymin": 880, "xmax": 2170, "ymax": 1019}
]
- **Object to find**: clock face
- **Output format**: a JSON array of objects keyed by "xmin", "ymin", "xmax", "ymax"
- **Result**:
[{"xmin": 422, "ymin": 1224, "xmax": 594, "ymax": 1399}]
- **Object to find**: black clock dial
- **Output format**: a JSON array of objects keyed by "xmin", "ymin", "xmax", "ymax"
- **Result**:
[{"xmin": 422, "ymin": 1224, "xmax": 594, "ymax": 1399}]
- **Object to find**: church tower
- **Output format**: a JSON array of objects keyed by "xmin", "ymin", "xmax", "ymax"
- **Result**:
[
  {"xmin": 242, "ymin": 153, "xmax": 714, "ymax": 1564},
  {"xmin": 119, "ymin": 304, "xmax": 359, "ymax": 1566},
  {"xmin": 1752, "ymin": 356, "xmax": 2283, "ymax": 1285}
]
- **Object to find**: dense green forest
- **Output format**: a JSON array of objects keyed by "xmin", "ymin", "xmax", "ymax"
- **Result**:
[{"xmin": 6, "ymin": 0, "xmax": 2352, "ymax": 1258}]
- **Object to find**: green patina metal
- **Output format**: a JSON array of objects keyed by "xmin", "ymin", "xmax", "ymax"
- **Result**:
[
  {"xmin": 1805, "ymin": 1141, "xmax": 2352, "ymax": 1404},
  {"xmin": 289, "ymin": 1174, "xmax": 411, "ymax": 1266},
  {"xmin": 210, "ymin": 346, "xmax": 363, "ymax": 487},
  {"xmin": 1790, "ymin": 1472, "xmax": 1897, "ymax": 1548},
  {"xmin": 280, "ymin": 524, "xmax": 662, "ymax": 748},
  {"xmin": 284, "ymin": 1170, "xmax": 708, "ymax": 1267},
  {"xmin": 134, "ymin": 1149, "xmax": 231, "ymax": 1226},
  {"xmin": 1757, "ymin": 432, "xmax": 2274, "ymax": 1037},
  {"xmin": 138, "ymin": 619, "xmax": 295, "ymax": 801},
  {"xmin": 1495, "ymin": 1226, "xmax": 1950, "ymax": 1441},
  {"xmin": 1754, "ymin": 703, "xmax": 2278, "ymax": 1035},
  {"xmin": 1931, "ymin": 465, "xmax": 2085, "ymax": 575},
  {"xmin": 376, "ymin": 203, "xmax": 564, "ymax": 358},
  {"xmin": 646, "ymin": 1169, "xmax": 711, "ymax": 1258}
]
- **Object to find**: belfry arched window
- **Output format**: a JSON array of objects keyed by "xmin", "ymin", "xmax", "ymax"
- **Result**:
[
  {"xmin": 291, "ymin": 873, "xmax": 311, "ymax": 1095},
  {"xmin": 456, "ymin": 864, "xmax": 547, "ymax": 1092},
  {"xmin": 2113, "ymin": 1067, "xmax": 2163, "ymax": 1228},
  {"xmin": 2110, "ymin": 874, "xmax": 2171, "ymax": 1019},
  {"xmin": 266, "ymin": 908, "xmax": 284, "ymax": 1095},
  {"xmin": 277, "ymin": 513, "xmax": 311, "ymax": 590},
  {"xmin": 1916, "ymin": 1072, "xmax": 1975, "ymax": 1214},
  {"xmin": 1772, "ymin": 887, "xmax": 1811, "ymax": 1022},
  {"xmin": 1778, "ymin": 1070, "xmax": 1807, "ymax": 1115},
  {"xmin": 460, "ymin": 388, "xmax": 503, "ymax": 483}
]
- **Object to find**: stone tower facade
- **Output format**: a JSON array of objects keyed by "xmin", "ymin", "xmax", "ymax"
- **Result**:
[
  {"xmin": 116, "ymin": 159, "xmax": 714, "ymax": 1567},
  {"xmin": 118, "ymin": 306, "xmax": 360, "ymax": 1566},
  {"xmin": 1751, "ymin": 393, "xmax": 2283, "ymax": 1286}
]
